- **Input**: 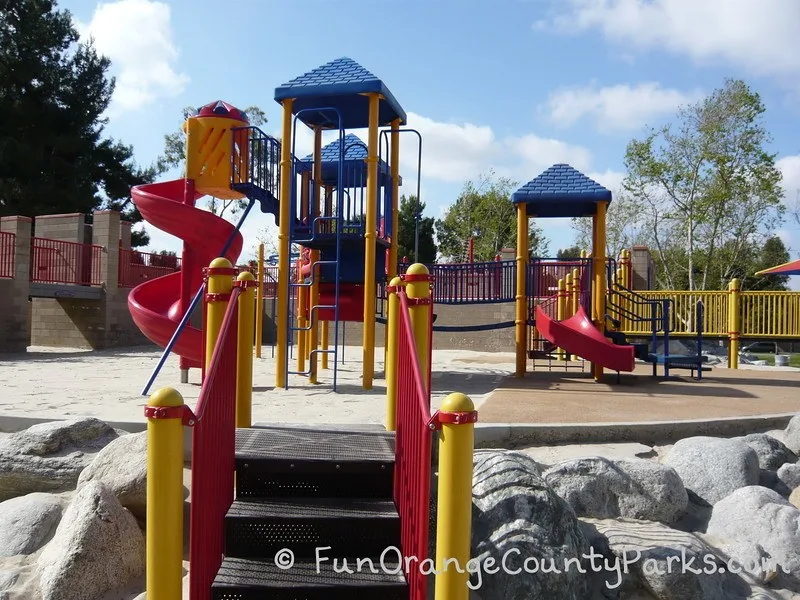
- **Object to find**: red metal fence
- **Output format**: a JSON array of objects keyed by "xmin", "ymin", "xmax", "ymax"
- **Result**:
[
  {"xmin": 394, "ymin": 290, "xmax": 433, "ymax": 600},
  {"xmin": 119, "ymin": 247, "xmax": 181, "ymax": 288},
  {"xmin": 30, "ymin": 237, "xmax": 103, "ymax": 285},
  {"xmin": 398, "ymin": 260, "xmax": 515, "ymax": 304},
  {"xmin": 189, "ymin": 287, "xmax": 240, "ymax": 600},
  {"xmin": 0, "ymin": 232, "xmax": 15, "ymax": 279}
]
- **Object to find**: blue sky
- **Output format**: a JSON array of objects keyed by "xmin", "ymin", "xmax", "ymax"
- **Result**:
[{"xmin": 65, "ymin": 0, "xmax": 800, "ymax": 285}]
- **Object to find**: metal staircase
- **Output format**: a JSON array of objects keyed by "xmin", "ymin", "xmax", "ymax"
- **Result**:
[
  {"xmin": 211, "ymin": 425, "xmax": 407, "ymax": 599},
  {"xmin": 230, "ymin": 126, "xmax": 282, "ymax": 219}
]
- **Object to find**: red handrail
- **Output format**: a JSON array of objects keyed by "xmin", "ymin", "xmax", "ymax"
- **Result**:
[
  {"xmin": 0, "ymin": 232, "xmax": 15, "ymax": 279},
  {"xmin": 394, "ymin": 290, "xmax": 432, "ymax": 600},
  {"xmin": 30, "ymin": 237, "xmax": 103, "ymax": 285},
  {"xmin": 188, "ymin": 287, "xmax": 241, "ymax": 600},
  {"xmin": 119, "ymin": 247, "xmax": 181, "ymax": 288}
]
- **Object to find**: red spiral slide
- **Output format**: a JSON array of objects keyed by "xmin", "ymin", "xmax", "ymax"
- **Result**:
[
  {"xmin": 128, "ymin": 179, "xmax": 243, "ymax": 368},
  {"xmin": 535, "ymin": 304, "xmax": 635, "ymax": 372}
]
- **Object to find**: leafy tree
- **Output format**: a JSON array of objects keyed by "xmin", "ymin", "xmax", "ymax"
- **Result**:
[
  {"xmin": 557, "ymin": 246, "xmax": 584, "ymax": 260},
  {"xmin": 0, "ymin": 0, "xmax": 154, "ymax": 246},
  {"xmin": 570, "ymin": 191, "xmax": 649, "ymax": 261},
  {"xmin": 436, "ymin": 170, "xmax": 549, "ymax": 262},
  {"xmin": 155, "ymin": 105, "xmax": 267, "ymax": 218},
  {"xmin": 623, "ymin": 79, "xmax": 784, "ymax": 291},
  {"xmin": 745, "ymin": 236, "xmax": 791, "ymax": 291},
  {"xmin": 397, "ymin": 194, "xmax": 436, "ymax": 263}
]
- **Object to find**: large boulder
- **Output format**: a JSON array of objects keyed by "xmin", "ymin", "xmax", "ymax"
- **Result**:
[
  {"xmin": 777, "ymin": 463, "xmax": 800, "ymax": 492},
  {"xmin": 707, "ymin": 486, "xmax": 800, "ymax": 589},
  {"xmin": 736, "ymin": 433, "xmax": 797, "ymax": 471},
  {"xmin": 0, "ymin": 492, "xmax": 65, "ymax": 556},
  {"xmin": 662, "ymin": 437, "xmax": 759, "ymax": 505},
  {"xmin": 588, "ymin": 518, "xmax": 753, "ymax": 600},
  {"xmin": 470, "ymin": 451, "xmax": 590, "ymax": 599},
  {"xmin": 78, "ymin": 431, "xmax": 147, "ymax": 520},
  {"xmin": 0, "ymin": 418, "xmax": 119, "ymax": 501},
  {"xmin": 543, "ymin": 457, "xmax": 688, "ymax": 525},
  {"xmin": 37, "ymin": 481, "xmax": 145, "ymax": 600},
  {"xmin": 783, "ymin": 415, "xmax": 800, "ymax": 455}
]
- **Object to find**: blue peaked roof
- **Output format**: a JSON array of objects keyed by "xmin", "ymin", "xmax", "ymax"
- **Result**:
[
  {"xmin": 274, "ymin": 57, "xmax": 407, "ymax": 130},
  {"xmin": 300, "ymin": 134, "xmax": 389, "ymax": 186},
  {"xmin": 512, "ymin": 164, "xmax": 612, "ymax": 218}
]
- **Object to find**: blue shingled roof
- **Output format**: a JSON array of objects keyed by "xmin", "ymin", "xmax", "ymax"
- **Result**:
[
  {"xmin": 300, "ymin": 134, "xmax": 389, "ymax": 186},
  {"xmin": 274, "ymin": 57, "xmax": 407, "ymax": 130},
  {"xmin": 512, "ymin": 164, "xmax": 612, "ymax": 218},
  {"xmin": 302, "ymin": 134, "xmax": 367, "ymax": 162}
]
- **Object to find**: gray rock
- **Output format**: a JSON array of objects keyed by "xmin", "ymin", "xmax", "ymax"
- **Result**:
[
  {"xmin": 783, "ymin": 415, "xmax": 800, "ymax": 455},
  {"xmin": 737, "ymin": 434, "xmax": 797, "ymax": 471},
  {"xmin": 471, "ymin": 451, "xmax": 590, "ymax": 599},
  {"xmin": 0, "ymin": 571, "xmax": 18, "ymax": 591},
  {"xmin": 702, "ymin": 537, "xmax": 777, "ymax": 585},
  {"xmin": 707, "ymin": 486, "xmax": 800, "ymax": 588},
  {"xmin": 0, "ymin": 418, "xmax": 119, "ymax": 501},
  {"xmin": 589, "ymin": 518, "xmax": 753, "ymax": 600},
  {"xmin": 78, "ymin": 431, "xmax": 147, "ymax": 520},
  {"xmin": 662, "ymin": 437, "xmax": 759, "ymax": 505},
  {"xmin": 0, "ymin": 492, "xmax": 65, "ymax": 556},
  {"xmin": 777, "ymin": 463, "xmax": 800, "ymax": 492},
  {"xmin": 37, "ymin": 481, "xmax": 145, "ymax": 600},
  {"xmin": 543, "ymin": 457, "xmax": 688, "ymax": 525}
]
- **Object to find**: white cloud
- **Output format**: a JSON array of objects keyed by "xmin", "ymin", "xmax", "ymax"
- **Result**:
[
  {"xmin": 587, "ymin": 169, "xmax": 626, "ymax": 193},
  {"xmin": 547, "ymin": 0, "xmax": 800, "ymax": 86},
  {"xmin": 544, "ymin": 82, "xmax": 702, "ymax": 132},
  {"xmin": 76, "ymin": 0, "xmax": 189, "ymax": 114},
  {"xmin": 778, "ymin": 155, "xmax": 800, "ymax": 207}
]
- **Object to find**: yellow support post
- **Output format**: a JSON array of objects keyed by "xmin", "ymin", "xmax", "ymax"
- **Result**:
[
  {"xmin": 571, "ymin": 267, "xmax": 580, "ymax": 317},
  {"xmin": 276, "ymin": 98, "xmax": 294, "ymax": 389},
  {"xmin": 362, "ymin": 93, "xmax": 380, "ymax": 390},
  {"xmin": 406, "ymin": 263, "xmax": 431, "ymax": 391},
  {"xmin": 591, "ymin": 202, "xmax": 607, "ymax": 381},
  {"xmin": 309, "ymin": 128, "xmax": 322, "ymax": 384},
  {"xmin": 384, "ymin": 276, "xmax": 404, "ymax": 431},
  {"xmin": 236, "ymin": 271, "xmax": 255, "ymax": 428},
  {"xmin": 557, "ymin": 278, "xmax": 566, "ymax": 360},
  {"xmin": 255, "ymin": 243, "xmax": 264, "ymax": 359},
  {"xmin": 728, "ymin": 278, "xmax": 741, "ymax": 369},
  {"xmin": 205, "ymin": 257, "xmax": 234, "ymax": 370},
  {"xmin": 515, "ymin": 204, "xmax": 529, "ymax": 377},
  {"xmin": 145, "ymin": 387, "xmax": 186, "ymax": 600},
  {"xmin": 434, "ymin": 392, "xmax": 476, "ymax": 600}
]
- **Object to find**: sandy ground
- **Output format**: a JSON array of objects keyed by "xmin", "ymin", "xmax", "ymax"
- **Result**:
[{"xmin": 0, "ymin": 345, "xmax": 511, "ymax": 428}]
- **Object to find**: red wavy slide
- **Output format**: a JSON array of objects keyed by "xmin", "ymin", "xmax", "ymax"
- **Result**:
[
  {"xmin": 128, "ymin": 179, "xmax": 243, "ymax": 368},
  {"xmin": 535, "ymin": 304, "xmax": 635, "ymax": 372}
]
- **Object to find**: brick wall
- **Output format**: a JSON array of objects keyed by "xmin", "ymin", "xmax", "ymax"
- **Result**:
[{"xmin": 0, "ymin": 217, "xmax": 32, "ymax": 352}]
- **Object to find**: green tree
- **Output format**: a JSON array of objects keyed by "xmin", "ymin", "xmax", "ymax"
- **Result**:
[
  {"xmin": 556, "ymin": 245, "xmax": 584, "ymax": 259},
  {"xmin": 155, "ymin": 105, "xmax": 267, "ymax": 218},
  {"xmin": 0, "ymin": 0, "xmax": 154, "ymax": 246},
  {"xmin": 623, "ymin": 79, "xmax": 784, "ymax": 290},
  {"xmin": 397, "ymin": 194, "xmax": 436, "ymax": 263},
  {"xmin": 570, "ymin": 191, "xmax": 648, "ymax": 261},
  {"xmin": 436, "ymin": 170, "xmax": 549, "ymax": 262}
]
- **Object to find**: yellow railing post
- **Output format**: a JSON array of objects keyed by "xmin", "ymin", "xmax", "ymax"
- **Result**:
[
  {"xmin": 384, "ymin": 276, "xmax": 404, "ymax": 431},
  {"xmin": 255, "ymin": 243, "xmax": 264, "ymax": 359},
  {"xmin": 145, "ymin": 387, "xmax": 188, "ymax": 600},
  {"xmin": 434, "ymin": 392, "xmax": 476, "ymax": 600},
  {"xmin": 514, "ymin": 204, "xmax": 529, "ymax": 377},
  {"xmin": 406, "ymin": 264, "xmax": 431, "ymax": 391},
  {"xmin": 728, "ymin": 278, "xmax": 741, "ymax": 369},
  {"xmin": 206, "ymin": 257, "xmax": 235, "ymax": 370},
  {"xmin": 236, "ymin": 271, "xmax": 256, "ymax": 428},
  {"xmin": 557, "ymin": 278, "xmax": 566, "ymax": 360}
]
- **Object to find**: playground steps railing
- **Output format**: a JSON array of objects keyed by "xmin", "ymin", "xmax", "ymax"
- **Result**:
[{"xmin": 230, "ymin": 126, "xmax": 281, "ymax": 218}]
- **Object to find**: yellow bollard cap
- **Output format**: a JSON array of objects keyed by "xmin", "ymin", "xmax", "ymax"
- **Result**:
[
  {"xmin": 406, "ymin": 263, "xmax": 429, "ymax": 276},
  {"xmin": 148, "ymin": 387, "xmax": 184, "ymax": 408},
  {"xmin": 210, "ymin": 257, "xmax": 233, "ymax": 269},
  {"xmin": 237, "ymin": 271, "xmax": 255, "ymax": 282},
  {"xmin": 440, "ymin": 392, "xmax": 474, "ymax": 413},
  {"xmin": 389, "ymin": 276, "xmax": 403, "ymax": 287}
]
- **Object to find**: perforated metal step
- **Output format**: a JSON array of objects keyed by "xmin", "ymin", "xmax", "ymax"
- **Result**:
[
  {"xmin": 211, "ymin": 557, "xmax": 408, "ymax": 600},
  {"xmin": 235, "ymin": 427, "xmax": 395, "ymax": 499},
  {"xmin": 225, "ymin": 498, "xmax": 400, "ymax": 559}
]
